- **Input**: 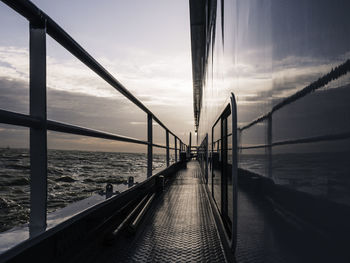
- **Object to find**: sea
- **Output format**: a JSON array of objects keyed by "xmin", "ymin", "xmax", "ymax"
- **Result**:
[
  {"xmin": 1, "ymin": 148, "xmax": 350, "ymax": 233},
  {"xmin": 0, "ymin": 148, "xmax": 173, "ymax": 232}
]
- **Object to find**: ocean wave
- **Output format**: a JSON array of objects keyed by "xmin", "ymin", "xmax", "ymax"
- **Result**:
[
  {"xmin": 93, "ymin": 177, "xmax": 127, "ymax": 184},
  {"xmin": 0, "ymin": 149, "xmax": 167, "ymax": 232},
  {"xmin": 6, "ymin": 177, "xmax": 29, "ymax": 186},
  {"xmin": 55, "ymin": 176, "xmax": 76, "ymax": 183},
  {"xmin": 5, "ymin": 164, "xmax": 30, "ymax": 170},
  {"xmin": 0, "ymin": 197, "xmax": 10, "ymax": 209},
  {"xmin": 48, "ymin": 167, "xmax": 65, "ymax": 176}
]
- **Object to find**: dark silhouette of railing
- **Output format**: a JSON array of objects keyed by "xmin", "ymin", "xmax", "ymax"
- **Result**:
[
  {"xmin": 239, "ymin": 59, "xmax": 350, "ymax": 133},
  {"xmin": 238, "ymin": 59, "xmax": 350, "ymax": 152},
  {"xmin": 0, "ymin": 0, "xmax": 187, "ymax": 236},
  {"xmin": 236, "ymin": 59, "xmax": 350, "ymax": 181}
]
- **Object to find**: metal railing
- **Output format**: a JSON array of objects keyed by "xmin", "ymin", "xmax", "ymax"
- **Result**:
[
  {"xmin": 238, "ymin": 59, "xmax": 350, "ymax": 152},
  {"xmin": 0, "ymin": 0, "xmax": 187, "ymax": 236}
]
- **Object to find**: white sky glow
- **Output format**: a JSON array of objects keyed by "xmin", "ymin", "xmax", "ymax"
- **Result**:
[{"xmin": 0, "ymin": 0, "xmax": 195, "ymax": 151}]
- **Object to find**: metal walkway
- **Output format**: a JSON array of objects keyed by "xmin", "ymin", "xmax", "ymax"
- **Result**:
[
  {"xmin": 92, "ymin": 161, "xmax": 227, "ymax": 263},
  {"xmin": 66, "ymin": 160, "xmax": 350, "ymax": 263}
]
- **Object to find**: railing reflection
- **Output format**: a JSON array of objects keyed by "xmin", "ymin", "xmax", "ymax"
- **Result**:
[
  {"xmin": 238, "ymin": 60, "xmax": 350, "ymax": 174},
  {"xmin": 238, "ymin": 59, "xmax": 350, "ymax": 204}
]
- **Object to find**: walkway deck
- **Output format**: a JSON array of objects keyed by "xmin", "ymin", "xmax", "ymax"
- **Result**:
[
  {"xmin": 94, "ymin": 161, "xmax": 227, "ymax": 262},
  {"xmin": 73, "ymin": 160, "xmax": 348, "ymax": 263}
]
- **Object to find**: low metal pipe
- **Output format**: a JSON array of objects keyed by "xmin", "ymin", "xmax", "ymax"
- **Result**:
[
  {"xmin": 47, "ymin": 120, "xmax": 149, "ymax": 146},
  {"xmin": 0, "ymin": 109, "xmax": 41, "ymax": 128}
]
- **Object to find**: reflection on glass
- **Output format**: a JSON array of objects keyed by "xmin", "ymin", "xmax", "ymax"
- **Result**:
[
  {"xmin": 226, "ymin": 114, "xmax": 233, "ymax": 225},
  {"xmin": 212, "ymin": 121, "xmax": 221, "ymax": 211},
  {"xmin": 272, "ymin": 140, "xmax": 350, "ymax": 206}
]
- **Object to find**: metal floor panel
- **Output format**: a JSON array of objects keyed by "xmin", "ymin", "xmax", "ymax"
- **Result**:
[{"xmin": 96, "ymin": 161, "xmax": 227, "ymax": 263}]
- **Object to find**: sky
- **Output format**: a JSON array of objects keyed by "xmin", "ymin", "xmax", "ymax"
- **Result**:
[{"xmin": 0, "ymin": 0, "xmax": 195, "ymax": 152}]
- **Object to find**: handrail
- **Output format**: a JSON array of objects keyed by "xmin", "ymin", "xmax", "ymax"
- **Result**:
[
  {"xmin": 0, "ymin": 109, "xmax": 179, "ymax": 149},
  {"xmin": 0, "ymin": 109, "xmax": 41, "ymax": 128},
  {"xmin": 0, "ymin": 0, "xmax": 187, "ymax": 237}
]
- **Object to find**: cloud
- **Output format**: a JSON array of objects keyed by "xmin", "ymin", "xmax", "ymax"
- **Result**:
[
  {"xmin": 0, "ymin": 45, "xmax": 194, "ymax": 150},
  {"xmin": 0, "ymin": 46, "xmax": 29, "ymax": 82},
  {"xmin": 0, "ymin": 44, "xmax": 193, "ymax": 102},
  {"xmin": 95, "ymin": 51, "xmax": 193, "ymax": 108}
]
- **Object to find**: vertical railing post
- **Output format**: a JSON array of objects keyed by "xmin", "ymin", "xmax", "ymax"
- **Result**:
[
  {"xmin": 29, "ymin": 20, "xmax": 47, "ymax": 237},
  {"xmin": 189, "ymin": 132, "xmax": 192, "ymax": 158},
  {"xmin": 230, "ymin": 93, "xmax": 238, "ymax": 253},
  {"xmin": 175, "ymin": 137, "xmax": 177, "ymax": 162},
  {"xmin": 166, "ymin": 130, "xmax": 169, "ymax": 167},
  {"xmin": 205, "ymin": 134, "xmax": 208, "ymax": 184},
  {"xmin": 267, "ymin": 114, "xmax": 272, "ymax": 178},
  {"xmin": 147, "ymin": 113, "xmax": 153, "ymax": 177}
]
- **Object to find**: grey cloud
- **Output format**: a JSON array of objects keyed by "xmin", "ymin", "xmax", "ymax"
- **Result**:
[
  {"xmin": 0, "ymin": 77, "xmax": 146, "ymax": 149},
  {"xmin": 0, "ymin": 77, "xmax": 192, "ymax": 150},
  {"xmin": 0, "ymin": 78, "xmax": 29, "ymax": 114},
  {"xmin": 0, "ymin": 61, "xmax": 16, "ymax": 69}
]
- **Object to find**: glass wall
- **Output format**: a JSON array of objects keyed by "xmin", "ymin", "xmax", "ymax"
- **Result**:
[{"xmin": 197, "ymin": 0, "xmax": 350, "ymax": 208}]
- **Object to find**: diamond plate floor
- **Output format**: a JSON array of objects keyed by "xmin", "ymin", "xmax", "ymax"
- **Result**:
[
  {"xmin": 74, "ymin": 160, "xmax": 350, "ymax": 263},
  {"xmin": 95, "ymin": 161, "xmax": 227, "ymax": 263}
]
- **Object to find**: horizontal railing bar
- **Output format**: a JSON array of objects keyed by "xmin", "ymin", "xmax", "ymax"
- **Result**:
[
  {"xmin": 152, "ymin": 143, "xmax": 167, "ymax": 149},
  {"xmin": 0, "ymin": 109, "xmax": 148, "ymax": 145},
  {"xmin": 151, "ymin": 144, "xmax": 177, "ymax": 150},
  {"xmin": 1, "ymin": 0, "xmax": 178, "ymax": 140},
  {"xmin": 0, "ymin": 109, "xmax": 188, "ymax": 149},
  {"xmin": 239, "ymin": 131, "xmax": 350, "ymax": 150},
  {"xmin": 239, "ymin": 59, "xmax": 350, "ymax": 132},
  {"xmin": 0, "ymin": 109, "xmax": 41, "ymax": 128},
  {"xmin": 47, "ymin": 120, "xmax": 149, "ymax": 145}
]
